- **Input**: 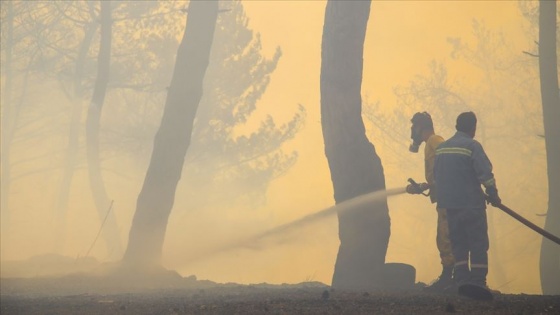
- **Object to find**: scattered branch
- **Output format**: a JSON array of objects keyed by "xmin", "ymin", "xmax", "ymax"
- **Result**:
[
  {"xmin": 523, "ymin": 51, "xmax": 539, "ymax": 57},
  {"xmin": 84, "ymin": 200, "xmax": 114, "ymax": 258}
]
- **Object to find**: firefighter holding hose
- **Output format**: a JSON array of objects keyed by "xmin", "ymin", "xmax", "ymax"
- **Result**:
[
  {"xmin": 434, "ymin": 111, "xmax": 500, "ymax": 300},
  {"xmin": 406, "ymin": 112, "xmax": 455, "ymax": 292}
]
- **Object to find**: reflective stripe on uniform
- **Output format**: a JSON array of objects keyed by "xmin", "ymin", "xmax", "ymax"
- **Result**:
[
  {"xmin": 436, "ymin": 147, "xmax": 472, "ymax": 157},
  {"xmin": 471, "ymin": 264, "xmax": 488, "ymax": 269},
  {"xmin": 455, "ymin": 260, "xmax": 468, "ymax": 266}
]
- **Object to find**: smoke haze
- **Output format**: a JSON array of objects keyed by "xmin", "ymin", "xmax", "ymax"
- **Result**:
[{"xmin": 1, "ymin": 0, "xmax": 554, "ymax": 295}]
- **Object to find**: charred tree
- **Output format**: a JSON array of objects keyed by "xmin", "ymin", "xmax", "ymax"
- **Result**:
[
  {"xmin": 85, "ymin": 1, "xmax": 123, "ymax": 259},
  {"xmin": 320, "ymin": 0, "xmax": 391, "ymax": 290},
  {"xmin": 538, "ymin": 0, "xmax": 560, "ymax": 295},
  {"xmin": 123, "ymin": 0, "xmax": 219, "ymax": 267}
]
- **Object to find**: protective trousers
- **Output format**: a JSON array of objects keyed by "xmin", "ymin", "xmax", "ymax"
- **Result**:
[
  {"xmin": 446, "ymin": 207, "xmax": 489, "ymax": 286},
  {"xmin": 436, "ymin": 208, "xmax": 455, "ymax": 268}
]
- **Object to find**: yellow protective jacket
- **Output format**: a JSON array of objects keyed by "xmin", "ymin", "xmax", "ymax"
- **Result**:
[
  {"xmin": 425, "ymin": 134, "xmax": 445, "ymax": 204},
  {"xmin": 426, "ymin": 133, "xmax": 455, "ymax": 267}
]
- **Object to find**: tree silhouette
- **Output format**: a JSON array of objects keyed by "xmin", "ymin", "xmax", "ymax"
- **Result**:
[
  {"xmin": 0, "ymin": 0, "xmax": 15, "ymax": 248},
  {"xmin": 538, "ymin": 0, "xmax": 560, "ymax": 295},
  {"xmin": 321, "ymin": 0, "xmax": 391, "ymax": 290},
  {"xmin": 123, "ymin": 0, "xmax": 219, "ymax": 267},
  {"xmin": 85, "ymin": 1, "xmax": 122, "ymax": 259}
]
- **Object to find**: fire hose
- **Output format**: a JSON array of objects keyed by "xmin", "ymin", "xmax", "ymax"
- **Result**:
[
  {"xmin": 492, "ymin": 202, "xmax": 560, "ymax": 246},
  {"xmin": 407, "ymin": 178, "xmax": 560, "ymax": 246}
]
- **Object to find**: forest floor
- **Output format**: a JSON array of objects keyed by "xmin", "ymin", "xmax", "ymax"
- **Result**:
[
  {"xmin": 2, "ymin": 273, "xmax": 560, "ymax": 315},
  {"xmin": 2, "ymin": 255, "xmax": 559, "ymax": 314}
]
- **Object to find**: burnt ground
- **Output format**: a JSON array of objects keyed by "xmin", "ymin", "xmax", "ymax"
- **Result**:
[
  {"xmin": 1, "ymin": 256, "xmax": 559, "ymax": 314},
  {"xmin": 2, "ymin": 274, "xmax": 560, "ymax": 315}
]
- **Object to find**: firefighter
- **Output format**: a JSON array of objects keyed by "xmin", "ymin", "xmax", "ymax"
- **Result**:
[
  {"xmin": 434, "ymin": 111, "xmax": 501, "ymax": 299},
  {"xmin": 406, "ymin": 112, "xmax": 455, "ymax": 292}
]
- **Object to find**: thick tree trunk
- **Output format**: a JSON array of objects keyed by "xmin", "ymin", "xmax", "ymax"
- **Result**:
[
  {"xmin": 85, "ymin": 1, "xmax": 122, "ymax": 260},
  {"xmin": 538, "ymin": 0, "xmax": 560, "ymax": 295},
  {"xmin": 123, "ymin": 0, "xmax": 219, "ymax": 267},
  {"xmin": 1, "ymin": 0, "xmax": 14, "ymax": 258},
  {"xmin": 54, "ymin": 22, "xmax": 98, "ymax": 254},
  {"xmin": 320, "ymin": 0, "xmax": 391, "ymax": 290}
]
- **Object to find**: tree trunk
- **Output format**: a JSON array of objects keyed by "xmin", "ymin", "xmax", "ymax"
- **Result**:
[
  {"xmin": 85, "ymin": 1, "xmax": 122, "ymax": 260},
  {"xmin": 123, "ymin": 0, "xmax": 219, "ymax": 267},
  {"xmin": 538, "ymin": 0, "xmax": 560, "ymax": 295},
  {"xmin": 54, "ymin": 22, "xmax": 98, "ymax": 254},
  {"xmin": 320, "ymin": 0, "xmax": 391, "ymax": 290},
  {"xmin": 1, "ymin": 0, "xmax": 14, "ymax": 258}
]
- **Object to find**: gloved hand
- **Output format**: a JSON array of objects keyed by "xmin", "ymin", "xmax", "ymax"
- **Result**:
[
  {"xmin": 406, "ymin": 182, "xmax": 429, "ymax": 194},
  {"xmin": 485, "ymin": 186, "xmax": 501, "ymax": 206}
]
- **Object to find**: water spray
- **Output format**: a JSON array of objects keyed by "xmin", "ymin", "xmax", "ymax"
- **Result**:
[{"xmin": 178, "ymin": 187, "xmax": 406, "ymax": 265}]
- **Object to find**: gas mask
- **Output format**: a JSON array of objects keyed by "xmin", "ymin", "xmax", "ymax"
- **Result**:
[
  {"xmin": 409, "ymin": 112, "xmax": 432, "ymax": 153},
  {"xmin": 409, "ymin": 125, "xmax": 422, "ymax": 153}
]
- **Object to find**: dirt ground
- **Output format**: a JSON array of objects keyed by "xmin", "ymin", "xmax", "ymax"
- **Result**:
[{"xmin": 2, "ymin": 273, "xmax": 560, "ymax": 315}]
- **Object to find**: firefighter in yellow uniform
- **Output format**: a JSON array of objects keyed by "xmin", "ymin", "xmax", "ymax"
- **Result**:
[{"xmin": 407, "ymin": 112, "xmax": 455, "ymax": 291}]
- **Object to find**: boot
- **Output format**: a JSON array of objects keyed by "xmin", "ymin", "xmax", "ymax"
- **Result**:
[
  {"xmin": 458, "ymin": 283, "xmax": 495, "ymax": 301},
  {"xmin": 424, "ymin": 265, "xmax": 454, "ymax": 293}
]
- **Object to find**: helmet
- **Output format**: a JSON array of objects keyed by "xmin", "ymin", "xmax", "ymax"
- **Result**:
[{"xmin": 411, "ymin": 112, "xmax": 433, "ymax": 131}]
